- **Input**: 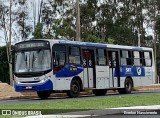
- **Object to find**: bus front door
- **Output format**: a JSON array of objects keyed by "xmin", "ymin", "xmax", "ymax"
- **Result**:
[
  {"xmin": 108, "ymin": 50, "xmax": 120, "ymax": 88},
  {"xmin": 82, "ymin": 49, "xmax": 96, "ymax": 88}
]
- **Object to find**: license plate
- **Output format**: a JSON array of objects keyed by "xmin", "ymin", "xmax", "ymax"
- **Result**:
[{"xmin": 26, "ymin": 86, "xmax": 32, "ymax": 89}]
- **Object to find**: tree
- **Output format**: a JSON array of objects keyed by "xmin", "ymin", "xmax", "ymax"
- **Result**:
[
  {"xmin": 0, "ymin": 46, "xmax": 9, "ymax": 83},
  {"xmin": 0, "ymin": 0, "xmax": 14, "ymax": 85},
  {"xmin": 16, "ymin": 6, "xmax": 32, "ymax": 40},
  {"xmin": 32, "ymin": 22, "xmax": 43, "ymax": 39},
  {"xmin": 40, "ymin": 0, "xmax": 75, "ymax": 40}
]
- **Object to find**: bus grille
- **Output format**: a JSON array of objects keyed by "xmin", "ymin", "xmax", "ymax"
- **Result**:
[{"xmin": 20, "ymin": 81, "xmax": 40, "ymax": 83}]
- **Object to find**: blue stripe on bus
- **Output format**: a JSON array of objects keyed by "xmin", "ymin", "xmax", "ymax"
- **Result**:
[
  {"xmin": 55, "ymin": 64, "xmax": 83, "ymax": 77},
  {"xmin": 15, "ymin": 79, "xmax": 53, "ymax": 92},
  {"xmin": 114, "ymin": 66, "xmax": 145, "ymax": 77}
]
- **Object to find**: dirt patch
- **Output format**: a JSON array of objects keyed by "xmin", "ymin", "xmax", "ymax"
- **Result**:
[
  {"xmin": 0, "ymin": 83, "xmax": 23, "ymax": 99},
  {"xmin": 134, "ymin": 84, "xmax": 160, "ymax": 91},
  {"xmin": 21, "ymin": 92, "xmax": 67, "ymax": 98}
]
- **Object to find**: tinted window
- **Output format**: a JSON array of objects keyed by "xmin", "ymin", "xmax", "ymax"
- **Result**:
[
  {"xmin": 69, "ymin": 46, "xmax": 80, "ymax": 64},
  {"xmin": 97, "ymin": 49, "xmax": 107, "ymax": 65}
]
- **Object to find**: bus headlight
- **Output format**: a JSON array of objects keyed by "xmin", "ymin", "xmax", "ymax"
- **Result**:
[
  {"xmin": 40, "ymin": 78, "xmax": 48, "ymax": 83},
  {"xmin": 14, "ymin": 78, "xmax": 20, "ymax": 84},
  {"xmin": 40, "ymin": 76, "xmax": 51, "ymax": 83}
]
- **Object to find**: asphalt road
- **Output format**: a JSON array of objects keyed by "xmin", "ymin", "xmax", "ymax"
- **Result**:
[
  {"xmin": 86, "ymin": 115, "xmax": 160, "ymax": 118},
  {"xmin": 86, "ymin": 110, "xmax": 160, "ymax": 118},
  {"xmin": 0, "ymin": 90, "xmax": 160, "ymax": 105}
]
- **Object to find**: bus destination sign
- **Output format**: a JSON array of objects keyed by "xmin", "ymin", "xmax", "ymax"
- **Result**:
[{"xmin": 16, "ymin": 42, "xmax": 49, "ymax": 50}]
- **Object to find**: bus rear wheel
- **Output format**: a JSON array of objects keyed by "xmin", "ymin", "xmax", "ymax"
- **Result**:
[
  {"xmin": 118, "ymin": 78, "xmax": 132, "ymax": 94},
  {"xmin": 37, "ymin": 91, "xmax": 51, "ymax": 99},
  {"xmin": 93, "ymin": 89, "xmax": 107, "ymax": 96},
  {"xmin": 67, "ymin": 80, "xmax": 80, "ymax": 98}
]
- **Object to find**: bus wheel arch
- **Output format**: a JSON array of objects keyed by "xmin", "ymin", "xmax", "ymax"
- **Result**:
[
  {"xmin": 67, "ymin": 76, "xmax": 82, "ymax": 98},
  {"xmin": 118, "ymin": 76, "xmax": 133, "ymax": 94}
]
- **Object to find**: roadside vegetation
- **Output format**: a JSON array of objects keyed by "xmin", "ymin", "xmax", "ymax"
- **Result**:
[
  {"xmin": 1, "ymin": 0, "xmax": 160, "ymax": 84},
  {"xmin": 0, "ymin": 94, "xmax": 160, "ymax": 114}
]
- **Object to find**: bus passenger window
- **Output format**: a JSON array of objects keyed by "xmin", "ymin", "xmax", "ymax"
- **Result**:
[
  {"xmin": 120, "ymin": 50, "xmax": 132, "ymax": 66},
  {"xmin": 108, "ymin": 52, "xmax": 111, "ymax": 66},
  {"xmin": 55, "ymin": 52, "xmax": 66, "ymax": 65},
  {"xmin": 133, "ymin": 51, "xmax": 140, "ymax": 66},
  {"xmin": 69, "ymin": 47, "xmax": 80, "ymax": 64},
  {"xmin": 97, "ymin": 49, "xmax": 107, "ymax": 65},
  {"xmin": 144, "ymin": 52, "xmax": 152, "ymax": 66},
  {"xmin": 52, "ymin": 44, "xmax": 67, "ymax": 73},
  {"xmin": 139, "ymin": 51, "xmax": 145, "ymax": 66},
  {"xmin": 112, "ymin": 52, "xmax": 116, "ymax": 67}
]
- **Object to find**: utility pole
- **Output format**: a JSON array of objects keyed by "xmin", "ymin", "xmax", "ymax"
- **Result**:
[
  {"xmin": 138, "ymin": 32, "xmax": 141, "ymax": 47},
  {"xmin": 153, "ymin": 22, "xmax": 157, "ymax": 84},
  {"xmin": 9, "ymin": 0, "xmax": 13, "ymax": 86},
  {"xmin": 153, "ymin": 0, "xmax": 157, "ymax": 84},
  {"xmin": 76, "ymin": 0, "xmax": 81, "ymax": 41}
]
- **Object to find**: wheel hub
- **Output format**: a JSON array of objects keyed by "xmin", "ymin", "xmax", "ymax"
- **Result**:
[
  {"xmin": 71, "ymin": 84, "xmax": 78, "ymax": 93},
  {"xmin": 126, "ymin": 82, "xmax": 131, "ymax": 90}
]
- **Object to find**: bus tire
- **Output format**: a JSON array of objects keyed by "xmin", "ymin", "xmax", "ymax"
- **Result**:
[
  {"xmin": 118, "ymin": 78, "xmax": 132, "ymax": 94},
  {"xmin": 37, "ymin": 91, "xmax": 51, "ymax": 99},
  {"xmin": 92, "ymin": 89, "xmax": 107, "ymax": 96},
  {"xmin": 67, "ymin": 80, "xmax": 80, "ymax": 98}
]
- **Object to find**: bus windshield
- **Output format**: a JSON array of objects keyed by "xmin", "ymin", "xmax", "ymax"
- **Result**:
[{"xmin": 15, "ymin": 49, "xmax": 51, "ymax": 73}]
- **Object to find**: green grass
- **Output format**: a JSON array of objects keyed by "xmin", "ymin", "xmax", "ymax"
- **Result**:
[
  {"xmin": 0, "ymin": 94, "xmax": 160, "ymax": 116},
  {"xmin": 1, "ymin": 94, "xmax": 160, "ymax": 109}
]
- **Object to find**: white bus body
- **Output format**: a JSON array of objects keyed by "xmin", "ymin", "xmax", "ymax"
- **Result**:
[{"xmin": 14, "ymin": 39, "xmax": 155, "ymax": 99}]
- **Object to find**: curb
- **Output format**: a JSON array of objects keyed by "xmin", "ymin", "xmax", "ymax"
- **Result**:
[
  {"xmin": 25, "ymin": 105, "xmax": 160, "ymax": 118},
  {"xmin": 60, "ymin": 105, "xmax": 160, "ymax": 116}
]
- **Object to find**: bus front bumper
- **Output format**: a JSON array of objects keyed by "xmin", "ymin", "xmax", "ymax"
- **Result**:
[{"xmin": 14, "ymin": 80, "xmax": 53, "ymax": 92}]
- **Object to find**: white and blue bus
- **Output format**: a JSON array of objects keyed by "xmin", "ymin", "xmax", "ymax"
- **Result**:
[{"xmin": 13, "ymin": 39, "xmax": 155, "ymax": 99}]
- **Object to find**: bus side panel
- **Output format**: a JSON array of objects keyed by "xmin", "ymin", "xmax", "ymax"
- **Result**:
[
  {"xmin": 88, "ymin": 68, "xmax": 94, "ymax": 88},
  {"xmin": 83, "ymin": 68, "xmax": 94, "ymax": 88},
  {"xmin": 53, "ymin": 77, "xmax": 71, "ymax": 90},
  {"xmin": 83, "ymin": 68, "xmax": 88, "ymax": 88},
  {"xmin": 96, "ymin": 66, "xmax": 109, "ymax": 89},
  {"xmin": 53, "ymin": 71, "xmax": 84, "ymax": 90},
  {"xmin": 141, "ymin": 67, "xmax": 153, "ymax": 86},
  {"xmin": 119, "ymin": 66, "xmax": 143, "ymax": 87},
  {"xmin": 119, "ymin": 77, "xmax": 126, "ymax": 88},
  {"xmin": 132, "ymin": 77, "xmax": 141, "ymax": 87},
  {"xmin": 53, "ymin": 64, "xmax": 84, "ymax": 90}
]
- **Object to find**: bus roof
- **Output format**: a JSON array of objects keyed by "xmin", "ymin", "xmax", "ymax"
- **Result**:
[{"xmin": 18, "ymin": 39, "xmax": 153, "ymax": 51}]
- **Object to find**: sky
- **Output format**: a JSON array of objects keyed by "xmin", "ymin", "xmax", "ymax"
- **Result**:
[{"xmin": 0, "ymin": 0, "xmax": 41, "ymax": 46}]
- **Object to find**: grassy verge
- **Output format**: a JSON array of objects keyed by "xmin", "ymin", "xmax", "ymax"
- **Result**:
[
  {"xmin": 0, "ymin": 94, "xmax": 160, "ymax": 116},
  {"xmin": 1, "ymin": 94, "xmax": 160, "ymax": 109}
]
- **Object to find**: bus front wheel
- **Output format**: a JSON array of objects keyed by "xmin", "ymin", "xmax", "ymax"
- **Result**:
[
  {"xmin": 37, "ymin": 91, "xmax": 51, "ymax": 99},
  {"xmin": 118, "ymin": 78, "xmax": 132, "ymax": 94},
  {"xmin": 67, "ymin": 80, "xmax": 80, "ymax": 98}
]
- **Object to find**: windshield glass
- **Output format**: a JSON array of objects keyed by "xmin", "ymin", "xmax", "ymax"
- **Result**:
[{"xmin": 15, "ymin": 49, "xmax": 51, "ymax": 73}]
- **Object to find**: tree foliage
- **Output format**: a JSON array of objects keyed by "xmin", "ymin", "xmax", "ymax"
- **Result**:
[
  {"xmin": 2, "ymin": 0, "xmax": 160, "ymax": 82},
  {"xmin": 32, "ymin": 23, "xmax": 43, "ymax": 39},
  {"xmin": 0, "ymin": 46, "xmax": 9, "ymax": 83}
]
